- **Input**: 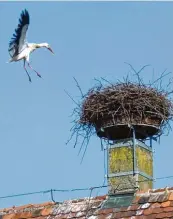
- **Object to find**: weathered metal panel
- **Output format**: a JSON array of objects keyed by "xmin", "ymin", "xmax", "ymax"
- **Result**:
[
  {"xmin": 108, "ymin": 140, "xmax": 153, "ymax": 194},
  {"xmin": 136, "ymin": 145, "xmax": 153, "ymax": 176}
]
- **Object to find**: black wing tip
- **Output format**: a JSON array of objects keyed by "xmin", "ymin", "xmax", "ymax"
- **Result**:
[
  {"xmin": 20, "ymin": 9, "xmax": 30, "ymax": 24},
  {"xmin": 8, "ymin": 8, "xmax": 30, "ymax": 56},
  {"xmin": 21, "ymin": 9, "xmax": 29, "ymax": 15},
  {"xmin": 8, "ymin": 9, "xmax": 29, "ymax": 48}
]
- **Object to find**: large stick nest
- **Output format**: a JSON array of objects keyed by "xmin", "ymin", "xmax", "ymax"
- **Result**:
[
  {"xmin": 80, "ymin": 82, "xmax": 172, "ymax": 128},
  {"xmin": 66, "ymin": 65, "xmax": 173, "ymax": 159}
]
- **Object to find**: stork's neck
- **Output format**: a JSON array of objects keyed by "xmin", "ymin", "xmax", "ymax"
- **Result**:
[{"xmin": 34, "ymin": 43, "xmax": 48, "ymax": 48}]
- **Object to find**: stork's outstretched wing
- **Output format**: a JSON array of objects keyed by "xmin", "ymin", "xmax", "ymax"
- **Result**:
[{"xmin": 8, "ymin": 9, "xmax": 30, "ymax": 58}]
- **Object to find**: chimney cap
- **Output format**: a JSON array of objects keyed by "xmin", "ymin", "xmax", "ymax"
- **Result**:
[{"xmin": 96, "ymin": 123, "xmax": 160, "ymax": 140}]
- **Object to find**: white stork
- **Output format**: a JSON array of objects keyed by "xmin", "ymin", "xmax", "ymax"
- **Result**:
[{"xmin": 8, "ymin": 9, "xmax": 54, "ymax": 82}]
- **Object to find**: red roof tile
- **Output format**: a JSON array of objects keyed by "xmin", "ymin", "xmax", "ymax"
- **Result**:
[{"xmin": 1, "ymin": 188, "xmax": 173, "ymax": 218}]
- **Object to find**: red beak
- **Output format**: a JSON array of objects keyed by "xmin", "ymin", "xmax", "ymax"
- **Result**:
[{"xmin": 48, "ymin": 47, "xmax": 54, "ymax": 54}]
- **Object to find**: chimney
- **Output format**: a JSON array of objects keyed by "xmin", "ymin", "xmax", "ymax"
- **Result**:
[
  {"xmin": 97, "ymin": 125, "xmax": 155, "ymax": 195},
  {"xmin": 107, "ymin": 137, "xmax": 153, "ymax": 194}
]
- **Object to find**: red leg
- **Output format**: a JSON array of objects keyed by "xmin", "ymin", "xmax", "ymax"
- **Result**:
[
  {"xmin": 24, "ymin": 60, "xmax": 32, "ymax": 82},
  {"xmin": 27, "ymin": 62, "xmax": 42, "ymax": 78}
]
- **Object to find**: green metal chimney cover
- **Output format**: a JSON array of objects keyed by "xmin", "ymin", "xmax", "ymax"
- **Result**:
[{"xmin": 101, "ymin": 193, "xmax": 134, "ymax": 209}]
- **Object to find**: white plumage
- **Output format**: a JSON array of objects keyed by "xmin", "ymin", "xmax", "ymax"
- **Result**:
[{"xmin": 8, "ymin": 9, "xmax": 54, "ymax": 82}]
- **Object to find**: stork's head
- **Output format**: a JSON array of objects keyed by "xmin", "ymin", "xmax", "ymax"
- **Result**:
[{"xmin": 42, "ymin": 43, "xmax": 54, "ymax": 54}]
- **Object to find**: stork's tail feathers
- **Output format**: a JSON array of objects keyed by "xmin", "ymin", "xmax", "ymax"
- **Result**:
[{"xmin": 6, "ymin": 59, "xmax": 13, "ymax": 63}]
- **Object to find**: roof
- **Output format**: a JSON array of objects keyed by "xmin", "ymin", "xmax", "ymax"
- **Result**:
[{"xmin": 1, "ymin": 188, "xmax": 173, "ymax": 219}]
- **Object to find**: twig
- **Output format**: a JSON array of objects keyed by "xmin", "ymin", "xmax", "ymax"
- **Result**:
[
  {"xmin": 73, "ymin": 77, "xmax": 84, "ymax": 98},
  {"xmin": 64, "ymin": 89, "xmax": 80, "ymax": 107}
]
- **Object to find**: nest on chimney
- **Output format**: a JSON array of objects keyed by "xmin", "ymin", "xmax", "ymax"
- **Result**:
[
  {"xmin": 79, "ymin": 82, "xmax": 172, "ymax": 135},
  {"xmin": 66, "ymin": 64, "xmax": 173, "ymax": 159}
]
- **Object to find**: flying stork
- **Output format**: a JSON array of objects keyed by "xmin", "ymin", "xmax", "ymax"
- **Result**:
[{"xmin": 8, "ymin": 9, "xmax": 54, "ymax": 82}]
